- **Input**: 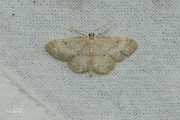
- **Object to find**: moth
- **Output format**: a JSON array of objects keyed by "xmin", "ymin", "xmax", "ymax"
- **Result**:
[{"xmin": 45, "ymin": 28, "xmax": 138, "ymax": 76}]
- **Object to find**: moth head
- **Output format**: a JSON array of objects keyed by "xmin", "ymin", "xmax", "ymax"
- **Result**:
[{"xmin": 89, "ymin": 33, "xmax": 95, "ymax": 37}]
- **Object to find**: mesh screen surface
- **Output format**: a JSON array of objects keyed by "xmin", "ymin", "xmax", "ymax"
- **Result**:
[{"xmin": 0, "ymin": 0, "xmax": 180, "ymax": 120}]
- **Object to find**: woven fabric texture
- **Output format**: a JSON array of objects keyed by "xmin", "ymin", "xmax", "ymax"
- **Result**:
[{"xmin": 0, "ymin": 0, "xmax": 180, "ymax": 120}]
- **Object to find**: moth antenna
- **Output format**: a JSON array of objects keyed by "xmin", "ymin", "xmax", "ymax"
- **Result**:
[
  {"xmin": 96, "ymin": 29, "xmax": 110, "ymax": 37},
  {"xmin": 78, "ymin": 30, "xmax": 89, "ymax": 34},
  {"xmin": 67, "ymin": 27, "xmax": 87, "ymax": 37},
  {"xmin": 93, "ymin": 19, "xmax": 115, "ymax": 34}
]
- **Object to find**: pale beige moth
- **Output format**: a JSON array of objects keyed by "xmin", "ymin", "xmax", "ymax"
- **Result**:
[{"xmin": 45, "ymin": 31, "xmax": 138, "ymax": 76}]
